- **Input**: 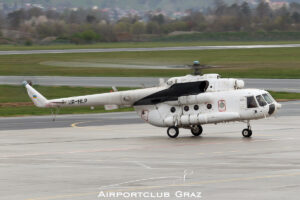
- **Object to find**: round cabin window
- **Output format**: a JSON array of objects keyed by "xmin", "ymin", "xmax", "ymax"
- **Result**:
[
  {"xmin": 170, "ymin": 107, "xmax": 176, "ymax": 113},
  {"xmin": 184, "ymin": 106, "xmax": 189, "ymax": 112},
  {"xmin": 207, "ymin": 104, "xmax": 212, "ymax": 109},
  {"xmin": 194, "ymin": 105, "xmax": 199, "ymax": 110}
]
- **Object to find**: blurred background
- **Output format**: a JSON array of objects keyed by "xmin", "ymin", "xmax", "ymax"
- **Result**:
[
  {"xmin": 1, "ymin": 0, "xmax": 300, "ymax": 44},
  {"xmin": 1, "ymin": 0, "xmax": 300, "ymax": 117}
]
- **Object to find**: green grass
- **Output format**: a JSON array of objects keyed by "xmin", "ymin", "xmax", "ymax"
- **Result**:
[
  {"xmin": 0, "ymin": 85, "xmax": 299, "ymax": 117},
  {"xmin": 1, "ymin": 40, "xmax": 300, "ymax": 51},
  {"xmin": 269, "ymin": 91, "xmax": 300, "ymax": 100},
  {"xmin": 0, "ymin": 85, "xmax": 136, "ymax": 103},
  {"xmin": 1, "ymin": 47, "xmax": 300, "ymax": 78}
]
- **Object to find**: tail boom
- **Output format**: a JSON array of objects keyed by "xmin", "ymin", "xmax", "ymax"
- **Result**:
[{"xmin": 23, "ymin": 82, "xmax": 163, "ymax": 109}]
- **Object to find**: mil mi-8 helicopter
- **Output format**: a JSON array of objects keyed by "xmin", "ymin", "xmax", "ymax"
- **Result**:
[{"xmin": 23, "ymin": 61, "xmax": 281, "ymax": 138}]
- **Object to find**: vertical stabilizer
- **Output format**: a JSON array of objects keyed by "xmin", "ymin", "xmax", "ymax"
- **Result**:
[{"xmin": 23, "ymin": 81, "xmax": 48, "ymax": 107}]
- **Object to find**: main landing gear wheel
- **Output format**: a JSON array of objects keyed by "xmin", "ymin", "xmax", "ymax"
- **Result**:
[
  {"xmin": 167, "ymin": 126, "xmax": 179, "ymax": 138},
  {"xmin": 191, "ymin": 125, "xmax": 203, "ymax": 136},
  {"xmin": 242, "ymin": 129, "xmax": 252, "ymax": 137}
]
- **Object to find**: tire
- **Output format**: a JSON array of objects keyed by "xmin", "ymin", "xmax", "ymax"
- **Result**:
[
  {"xmin": 191, "ymin": 125, "xmax": 203, "ymax": 136},
  {"xmin": 242, "ymin": 129, "xmax": 252, "ymax": 138},
  {"xmin": 167, "ymin": 126, "xmax": 179, "ymax": 138}
]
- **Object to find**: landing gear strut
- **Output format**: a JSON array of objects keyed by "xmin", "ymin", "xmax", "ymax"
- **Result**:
[
  {"xmin": 191, "ymin": 125, "xmax": 203, "ymax": 136},
  {"xmin": 242, "ymin": 121, "xmax": 252, "ymax": 138},
  {"xmin": 167, "ymin": 126, "xmax": 179, "ymax": 138}
]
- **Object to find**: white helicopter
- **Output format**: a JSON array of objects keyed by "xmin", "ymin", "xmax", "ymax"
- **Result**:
[{"xmin": 23, "ymin": 61, "xmax": 281, "ymax": 138}]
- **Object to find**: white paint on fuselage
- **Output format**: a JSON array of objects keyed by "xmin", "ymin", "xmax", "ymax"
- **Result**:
[
  {"xmin": 134, "ymin": 89, "xmax": 279, "ymax": 127},
  {"xmin": 24, "ymin": 74, "xmax": 281, "ymax": 129}
]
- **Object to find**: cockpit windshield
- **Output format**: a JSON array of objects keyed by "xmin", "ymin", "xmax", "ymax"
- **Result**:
[
  {"xmin": 256, "ymin": 95, "xmax": 267, "ymax": 107},
  {"xmin": 262, "ymin": 93, "xmax": 273, "ymax": 104}
]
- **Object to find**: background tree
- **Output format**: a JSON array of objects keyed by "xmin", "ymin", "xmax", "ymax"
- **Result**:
[
  {"xmin": 7, "ymin": 9, "xmax": 26, "ymax": 28},
  {"xmin": 255, "ymin": 1, "xmax": 272, "ymax": 19},
  {"xmin": 86, "ymin": 15, "xmax": 97, "ymax": 24},
  {"xmin": 114, "ymin": 21, "xmax": 131, "ymax": 33},
  {"xmin": 130, "ymin": 21, "xmax": 145, "ymax": 38},
  {"xmin": 240, "ymin": 2, "xmax": 252, "ymax": 30},
  {"xmin": 151, "ymin": 14, "xmax": 165, "ymax": 25},
  {"xmin": 146, "ymin": 21, "xmax": 160, "ymax": 34},
  {"xmin": 2, "ymin": 1, "xmax": 300, "ymax": 44},
  {"xmin": 184, "ymin": 11, "xmax": 206, "ymax": 31},
  {"xmin": 291, "ymin": 12, "xmax": 300, "ymax": 24},
  {"xmin": 26, "ymin": 7, "xmax": 44, "ymax": 19},
  {"xmin": 0, "ymin": 10, "xmax": 4, "ymax": 31}
]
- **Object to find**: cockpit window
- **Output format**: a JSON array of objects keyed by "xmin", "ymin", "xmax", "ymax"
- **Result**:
[
  {"xmin": 268, "ymin": 93, "xmax": 275, "ymax": 102},
  {"xmin": 262, "ymin": 93, "xmax": 273, "ymax": 104},
  {"xmin": 256, "ymin": 95, "xmax": 267, "ymax": 107},
  {"xmin": 247, "ymin": 96, "xmax": 258, "ymax": 108}
]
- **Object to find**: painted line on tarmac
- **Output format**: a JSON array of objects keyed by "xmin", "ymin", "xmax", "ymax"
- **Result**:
[
  {"xmin": 196, "ymin": 147, "xmax": 296, "ymax": 157},
  {"xmin": 26, "ymin": 171, "xmax": 300, "ymax": 200},
  {"xmin": 212, "ymin": 152, "xmax": 224, "ymax": 154},
  {"xmin": 71, "ymin": 120, "xmax": 99, "ymax": 128},
  {"xmin": 4, "ymin": 44, "xmax": 300, "ymax": 56},
  {"xmin": 71, "ymin": 120, "xmax": 121, "ymax": 132},
  {"xmin": 131, "ymin": 161, "xmax": 152, "ymax": 169}
]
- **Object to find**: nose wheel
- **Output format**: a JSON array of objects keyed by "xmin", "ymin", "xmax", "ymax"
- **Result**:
[
  {"xmin": 191, "ymin": 125, "xmax": 203, "ymax": 136},
  {"xmin": 242, "ymin": 129, "xmax": 252, "ymax": 137},
  {"xmin": 167, "ymin": 126, "xmax": 179, "ymax": 138},
  {"xmin": 242, "ymin": 121, "xmax": 252, "ymax": 138}
]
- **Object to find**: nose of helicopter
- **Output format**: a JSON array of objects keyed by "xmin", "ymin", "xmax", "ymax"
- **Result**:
[
  {"xmin": 268, "ymin": 102, "xmax": 282, "ymax": 116},
  {"xmin": 276, "ymin": 102, "xmax": 282, "ymax": 109}
]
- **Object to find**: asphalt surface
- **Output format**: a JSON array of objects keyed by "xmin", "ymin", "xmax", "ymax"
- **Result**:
[
  {"xmin": 1, "ymin": 44, "xmax": 300, "ymax": 55},
  {"xmin": 1, "ymin": 76, "xmax": 300, "ymax": 92},
  {"xmin": 0, "ymin": 76, "xmax": 160, "ymax": 88},
  {"xmin": 1, "ymin": 44, "xmax": 300, "ymax": 200},
  {"xmin": 0, "ymin": 109, "xmax": 300, "ymax": 200}
]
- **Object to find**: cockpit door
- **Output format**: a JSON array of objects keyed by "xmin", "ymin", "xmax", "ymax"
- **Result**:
[
  {"xmin": 240, "ymin": 96, "xmax": 260, "ymax": 119},
  {"xmin": 240, "ymin": 97, "xmax": 246, "ymax": 110}
]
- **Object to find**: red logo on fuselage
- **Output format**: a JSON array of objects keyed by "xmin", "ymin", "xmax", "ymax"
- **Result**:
[{"xmin": 218, "ymin": 100, "xmax": 226, "ymax": 112}]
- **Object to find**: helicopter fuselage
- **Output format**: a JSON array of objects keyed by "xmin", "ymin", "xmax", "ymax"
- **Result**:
[
  {"xmin": 134, "ymin": 88, "xmax": 280, "ymax": 128},
  {"xmin": 23, "ymin": 74, "xmax": 281, "ymax": 138}
]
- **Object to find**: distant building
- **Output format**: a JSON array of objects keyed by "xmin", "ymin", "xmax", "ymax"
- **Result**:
[{"xmin": 264, "ymin": 0, "xmax": 289, "ymax": 10}]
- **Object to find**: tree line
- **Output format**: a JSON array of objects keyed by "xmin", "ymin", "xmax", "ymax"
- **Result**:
[{"xmin": 1, "ymin": 1, "xmax": 300, "ymax": 44}]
